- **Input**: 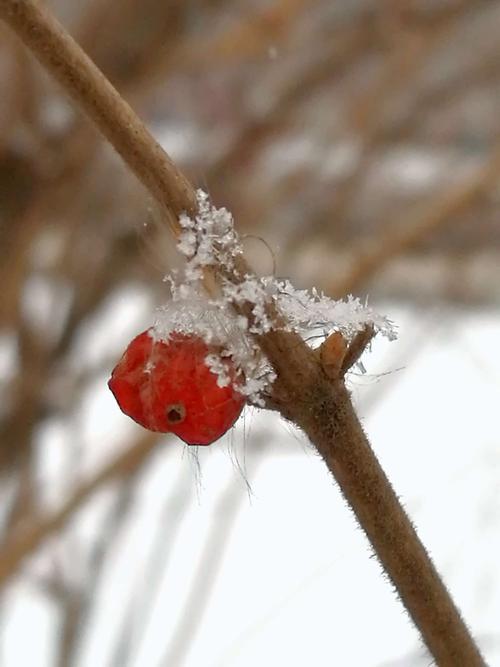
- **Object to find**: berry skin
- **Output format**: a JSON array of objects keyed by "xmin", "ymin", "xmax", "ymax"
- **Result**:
[{"xmin": 108, "ymin": 330, "xmax": 245, "ymax": 446}]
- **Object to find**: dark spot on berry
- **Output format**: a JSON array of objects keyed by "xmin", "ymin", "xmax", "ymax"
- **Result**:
[{"xmin": 166, "ymin": 403, "xmax": 186, "ymax": 424}]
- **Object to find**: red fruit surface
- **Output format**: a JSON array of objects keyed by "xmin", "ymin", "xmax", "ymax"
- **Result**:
[{"xmin": 108, "ymin": 330, "xmax": 245, "ymax": 445}]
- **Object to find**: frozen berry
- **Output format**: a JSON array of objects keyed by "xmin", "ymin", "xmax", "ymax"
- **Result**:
[{"xmin": 108, "ymin": 330, "xmax": 245, "ymax": 445}]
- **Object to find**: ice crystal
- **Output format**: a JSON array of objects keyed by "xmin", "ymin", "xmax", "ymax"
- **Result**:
[
  {"xmin": 152, "ymin": 283, "xmax": 274, "ymax": 405},
  {"xmin": 177, "ymin": 189, "xmax": 242, "ymax": 279},
  {"xmin": 152, "ymin": 189, "xmax": 396, "ymax": 404}
]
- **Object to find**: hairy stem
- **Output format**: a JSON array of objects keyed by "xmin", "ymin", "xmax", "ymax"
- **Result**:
[
  {"xmin": 259, "ymin": 330, "xmax": 485, "ymax": 666},
  {"xmin": 308, "ymin": 379, "xmax": 483, "ymax": 666},
  {"xmin": 0, "ymin": 0, "xmax": 196, "ymax": 229},
  {"xmin": 0, "ymin": 1, "xmax": 485, "ymax": 663}
]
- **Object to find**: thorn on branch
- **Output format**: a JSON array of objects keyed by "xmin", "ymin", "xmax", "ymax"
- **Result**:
[
  {"xmin": 317, "ymin": 325, "xmax": 375, "ymax": 380},
  {"xmin": 316, "ymin": 331, "xmax": 348, "ymax": 380},
  {"xmin": 340, "ymin": 325, "xmax": 375, "ymax": 376}
]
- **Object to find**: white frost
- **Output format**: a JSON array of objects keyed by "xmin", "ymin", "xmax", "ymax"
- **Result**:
[{"xmin": 153, "ymin": 189, "xmax": 396, "ymax": 404}]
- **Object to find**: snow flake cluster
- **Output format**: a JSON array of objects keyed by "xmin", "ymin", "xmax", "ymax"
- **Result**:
[
  {"xmin": 152, "ymin": 285, "xmax": 273, "ymax": 403},
  {"xmin": 152, "ymin": 189, "xmax": 396, "ymax": 404},
  {"xmin": 177, "ymin": 189, "xmax": 242, "ymax": 282}
]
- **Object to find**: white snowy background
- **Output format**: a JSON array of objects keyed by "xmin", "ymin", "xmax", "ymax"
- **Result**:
[{"xmin": 2, "ymin": 297, "xmax": 499, "ymax": 666}]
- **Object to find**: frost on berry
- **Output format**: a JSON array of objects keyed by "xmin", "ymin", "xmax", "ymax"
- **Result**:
[
  {"xmin": 152, "ymin": 286, "xmax": 273, "ymax": 405},
  {"xmin": 108, "ymin": 330, "xmax": 245, "ymax": 445},
  {"xmin": 149, "ymin": 189, "xmax": 396, "ymax": 407},
  {"xmin": 110, "ymin": 190, "xmax": 397, "ymax": 440},
  {"xmin": 108, "ymin": 190, "xmax": 395, "ymax": 444}
]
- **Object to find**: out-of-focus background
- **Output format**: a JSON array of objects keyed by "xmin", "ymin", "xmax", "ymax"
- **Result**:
[{"xmin": 1, "ymin": 1, "xmax": 500, "ymax": 665}]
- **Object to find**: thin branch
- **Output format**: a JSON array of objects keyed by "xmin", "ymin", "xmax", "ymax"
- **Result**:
[
  {"xmin": 160, "ymin": 447, "xmax": 266, "ymax": 667},
  {"xmin": 56, "ymin": 457, "xmax": 151, "ymax": 667},
  {"xmin": 0, "ymin": 2, "xmax": 486, "ymax": 664},
  {"xmin": 0, "ymin": 433, "xmax": 159, "ymax": 588},
  {"xmin": 109, "ymin": 464, "xmax": 194, "ymax": 667},
  {"xmin": 331, "ymin": 146, "xmax": 500, "ymax": 297},
  {"xmin": 280, "ymin": 0, "xmax": 475, "ymax": 262}
]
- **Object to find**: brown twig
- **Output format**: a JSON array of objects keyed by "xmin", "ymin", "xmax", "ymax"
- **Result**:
[
  {"xmin": 0, "ymin": 433, "xmax": 159, "ymax": 588},
  {"xmin": 331, "ymin": 148, "xmax": 500, "ymax": 297},
  {"xmin": 0, "ymin": 0, "xmax": 196, "ymax": 231},
  {"xmin": 259, "ymin": 329, "xmax": 485, "ymax": 666},
  {"xmin": 283, "ymin": 1, "xmax": 490, "ymax": 298},
  {"xmin": 160, "ymin": 442, "xmax": 267, "ymax": 667},
  {"xmin": 0, "ymin": 1, "xmax": 486, "ymax": 664},
  {"xmin": 340, "ymin": 325, "xmax": 375, "ymax": 376}
]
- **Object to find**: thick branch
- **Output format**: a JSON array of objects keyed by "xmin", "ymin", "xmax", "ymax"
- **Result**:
[
  {"xmin": 0, "ymin": 0, "xmax": 196, "ymax": 230},
  {"xmin": 0, "ymin": 1, "xmax": 485, "ymax": 664},
  {"xmin": 304, "ymin": 375, "xmax": 484, "ymax": 666},
  {"xmin": 259, "ymin": 331, "xmax": 485, "ymax": 667}
]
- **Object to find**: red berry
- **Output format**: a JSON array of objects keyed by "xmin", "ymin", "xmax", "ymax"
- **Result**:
[{"xmin": 108, "ymin": 330, "xmax": 245, "ymax": 445}]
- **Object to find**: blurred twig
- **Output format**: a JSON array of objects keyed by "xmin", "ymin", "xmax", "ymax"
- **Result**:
[
  {"xmin": 54, "ymin": 451, "xmax": 153, "ymax": 667},
  {"xmin": 160, "ymin": 445, "xmax": 266, "ymax": 666},
  {"xmin": 0, "ymin": 433, "xmax": 160, "ymax": 588},
  {"xmin": 331, "ymin": 145, "xmax": 500, "ymax": 297},
  {"xmin": 109, "ymin": 463, "xmax": 194, "ymax": 667}
]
